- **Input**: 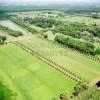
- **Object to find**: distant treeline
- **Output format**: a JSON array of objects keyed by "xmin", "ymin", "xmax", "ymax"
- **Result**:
[
  {"xmin": 0, "ymin": 3, "xmax": 100, "ymax": 12},
  {"xmin": 0, "ymin": 6, "xmax": 54, "ymax": 12},
  {"xmin": 0, "ymin": 11, "xmax": 11, "ymax": 19}
]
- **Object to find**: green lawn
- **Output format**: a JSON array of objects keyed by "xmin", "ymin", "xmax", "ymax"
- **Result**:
[
  {"xmin": 19, "ymin": 35, "xmax": 100, "ymax": 82},
  {"xmin": 0, "ymin": 44, "xmax": 76, "ymax": 100}
]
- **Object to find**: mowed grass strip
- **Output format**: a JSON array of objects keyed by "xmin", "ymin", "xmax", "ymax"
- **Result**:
[
  {"xmin": 19, "ymin": 35, "xmax": 100, "ymax": 82},
  {"xmin": 0, "ymin": 44, "xmax": 76, "ymax": 100}
]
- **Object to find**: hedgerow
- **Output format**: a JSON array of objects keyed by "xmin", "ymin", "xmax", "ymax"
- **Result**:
[
  {"xmin": 0, "ymin": 24, "xmax": 23, "ymax": 37},
  {"xmin": 55, "ymin": 35, "xmax": 99, "ymax": 55}
]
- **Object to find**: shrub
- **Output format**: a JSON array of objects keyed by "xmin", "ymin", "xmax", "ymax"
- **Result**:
[
  {"xmin": 44, "ymin": 34, "xmax": 48, "ymax": 38},
  {"xmin": 0, "ymin": 35, "xmax": 7, "ymax": 44},
  {"xmin": 0, "ymin": 82, "xmax": 16, "ymax": 100},
  {"xmin": 75, "ymin": 86, "xmax": 100, "ymax": 100}
]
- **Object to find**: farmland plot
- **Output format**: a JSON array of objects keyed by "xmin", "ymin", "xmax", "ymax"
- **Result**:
[
  {"xmin": 19, "ymin": 35, "xmax": 100, "ymax": 82},
  {"xmin": 0, "ymin": 44, "xmax": 76, "ymax": 100}
]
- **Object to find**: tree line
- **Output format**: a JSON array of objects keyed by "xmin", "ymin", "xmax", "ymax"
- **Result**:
[
  {"xmin": 24, "ymin": 17, "xmax": 58, "ymax": 28},
  {"xmin": 0, "ymin": 24, "xmax": 23, "ymax": 37},
  {"xmin": 0, "ymin": 11, "xmax": 11, "ymax": 20},
  {"xmin": 54, "ymin": 22, "xmax": 100, "ymax": 39},
  {"xmin": 55, "ymin": 35, "xmax": 100, "ymax": 56},
  {"xmin": 10, "ymin": 18, "xmax": 37, "ymax": 34}
]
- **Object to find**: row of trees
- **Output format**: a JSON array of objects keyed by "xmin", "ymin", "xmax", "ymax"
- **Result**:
[
  {"xmin": 55, "ymin": 35, "xmax": 100, "ymax": 55},
  {"xmin": 24, "ymin": 17, "xmax": 58, "ymax": 28},
  {"xmin": 10, "ymin": 18, "xmax": 37, "ymax": 34},
  {"xmin": 0, "ymin": 82, "xmax": 16, "ymax": 100},
  {"xmin": 0, "ymin": 24, "xmax": 23, "ymax": 37},
  {"xmin": 54, "ymin": 22, "xmax": 100, "ymax": 39},
  {"xmin": 24, "ymin": 17, "xmax": 100, "ymax": 39},
  {"xmin": 0, "ymin": 35, "xmax": 7, "ymax": 44}
]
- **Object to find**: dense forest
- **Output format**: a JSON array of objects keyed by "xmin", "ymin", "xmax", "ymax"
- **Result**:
[{"xmin": 54, "ymin": 22, "xmax": 100, "ymax": 39}]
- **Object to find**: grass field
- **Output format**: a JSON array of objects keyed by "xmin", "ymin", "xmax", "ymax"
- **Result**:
[
  {"xmin": 58, "ymin": 16, "xmax": 100, "ymax": 25},
  {"xmin": 0, "ymin": 44, "xmax": 76, "ymax": 100},
  {"xmin": 19, "ymin": 35, "xmax": 100, "ymax": 82}
]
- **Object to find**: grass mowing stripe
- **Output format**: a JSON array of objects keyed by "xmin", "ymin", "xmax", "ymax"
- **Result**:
[{"xmin": 0, "ymin": 44, "xmax": 76, "ymax": 100}]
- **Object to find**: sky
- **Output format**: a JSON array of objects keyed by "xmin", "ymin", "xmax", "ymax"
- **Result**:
[{"xmin": 0, "ymin": 0, "xmax": 99, "ymax": 3}]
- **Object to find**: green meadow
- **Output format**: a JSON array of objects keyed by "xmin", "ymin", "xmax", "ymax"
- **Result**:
[
  {"xmin": 19, "ymin": 35, "xmax": 100, "ymax": 82},
  {"xmin": 0, "ymin": 44, "xmax": 76, "ymax": 100}
]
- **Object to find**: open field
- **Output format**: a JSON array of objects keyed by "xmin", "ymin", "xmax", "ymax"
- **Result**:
[
  {"xmin": 19, "ymin": 35, "xmax": 100, "ymax": 82},
  {"xmin": 58, "ymin": 16, "xmax": 100, "ymax": 25},
  {"xmin": 0, "ymin": 44, "xmax": 76, "ymax": 100}
]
